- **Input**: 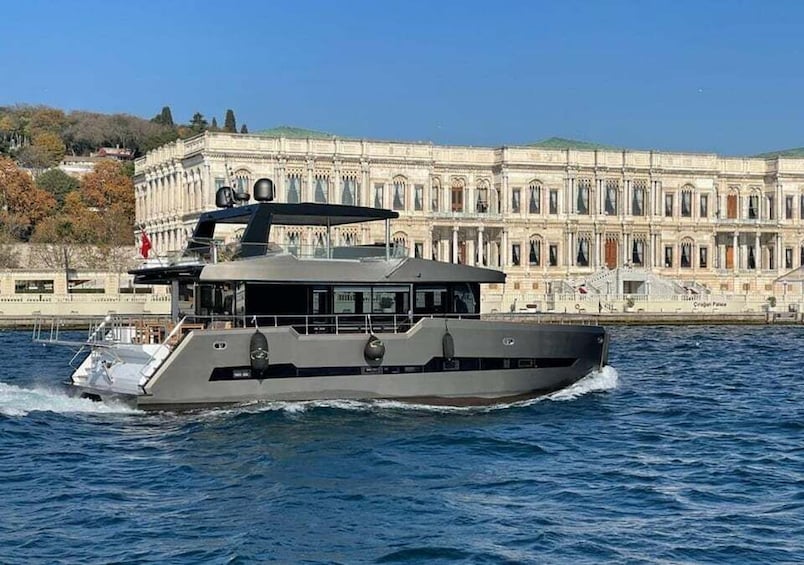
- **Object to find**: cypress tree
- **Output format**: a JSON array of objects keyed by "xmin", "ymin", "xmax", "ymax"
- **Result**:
[
  {"xmin": 224, "ymin": 109, "xmax": 237, "ymax": 133},
  {"xmin": 210, "ymin": 117, "xmax": 219, "ymax": 131},
  {"xmin": 160, "ymin": 106, "xmax": 174, "ymax": 127},
  {"xmin": 240, "ymin": 124, "xmax": 248, "ymax": 134}
]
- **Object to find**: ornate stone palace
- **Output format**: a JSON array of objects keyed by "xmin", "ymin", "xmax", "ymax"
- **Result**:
[{"xmin": 134, "ymin": 131, "xmax": 804, "ymax": 308}]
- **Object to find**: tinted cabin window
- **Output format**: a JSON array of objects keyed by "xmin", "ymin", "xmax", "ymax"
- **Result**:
[
  {"xmin": 333, "ymin": 287, "xmax": 371, "ymax": 314},
  {"xmin": 451, "ymin": 283, "xmax": 478, "ymax": 314},
  {"xmin": 414, "ymin": 286, "xmax": 448, "ymax": 314}
]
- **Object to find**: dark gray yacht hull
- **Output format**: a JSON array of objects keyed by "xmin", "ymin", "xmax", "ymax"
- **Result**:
[{"xmin": 75, "ymin": 319, "xmax": 607, "ymax": 410}]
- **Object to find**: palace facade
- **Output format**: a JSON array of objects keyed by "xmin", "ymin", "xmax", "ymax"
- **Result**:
[{"xmin": 133, "ymin": 132, "xmax": 804, "ymax": 306}]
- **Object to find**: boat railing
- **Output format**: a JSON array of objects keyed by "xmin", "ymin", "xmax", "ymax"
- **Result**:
[
  {"xmin": 181, "ymin": 312, "xmax": 477, "ymax": 335},
  {"xmin": 32, "ymin": 314, "xmax": 175, "ymax": 349},
  {"xmin": 32, "ymin": 312, "xmax": 478, "ymax": 349},
  {"xmin": 136, "ymin": 238, "xmax": 410, "ymax": 269}
]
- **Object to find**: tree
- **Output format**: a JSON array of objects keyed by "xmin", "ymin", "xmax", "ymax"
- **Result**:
[
  {"xmin": 14, "ymin": 144, "xmax": 53, "ymax": 169},
  {"xmin": 189, "ymin": 112, "xmax": 208, "ymax": 135},
  {"xmin": 224, "ymin": 109, "xmax": 237, "ymax": 133},
  {"xmin": 32, "ymin": 191, "xmax": 99, "ymax": 244},
  {"xmin": 0, "ymin": 156, "xmax": 57, "ymax": 239},
  {"xmin": 154, "ymin": 106, "xmax": 174, "ymax": 127},
  {"xmin": 29, "ymin": 107, "xmax": 67, "ymax": 136},
  {"xmin": 31, "ymin": 132, "xmax": 66, "ymax": 167},
  {"xmin": 36, "ymin": 168, "xmax": 80, "ymax": 208},
  {"xmin": 79, "ymin": 160, "xmax": 135, "ymax": 245},
  {"xmin": 210, "ymin": 117, "xmax": 219, "ymax": 131},
  {"xmin": 240, "ymin": 124, "xmax": 248, "ymax": 134}
]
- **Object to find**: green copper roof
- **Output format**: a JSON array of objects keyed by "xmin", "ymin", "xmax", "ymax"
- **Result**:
[
  {"xmin": 526, "ymin": 136, "xmax": 621, "ymax": 151},
  {"xmin": 253, "ymin": 126, "xmax": 337, "ymax": 139},
  {"xmin": 753, "ymin": 147, "xmax": 804, "ymax": 158}
]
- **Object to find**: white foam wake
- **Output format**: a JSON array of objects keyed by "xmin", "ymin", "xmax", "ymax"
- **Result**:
[
  {"xmin": 0, "ymin": 382, "xmax": 138, "ymax": 417},
  {"xmin": 543, "ymin": 364, "xmax": 620, "ymax": 402}
]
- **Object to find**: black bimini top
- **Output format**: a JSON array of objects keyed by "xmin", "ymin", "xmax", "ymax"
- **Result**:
[{"xmin": 187, "ymin": 202, "xmax": 398, "ymax": 258}]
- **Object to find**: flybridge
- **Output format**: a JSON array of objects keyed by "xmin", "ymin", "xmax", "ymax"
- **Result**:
[
  {"xmin": 130, "ymin": 179, "xmax": 403, "ymax": 284},
  {"xmin": 189, "ymin": 202, "xmax": 399, "ymax": 258},
  {"xmin": 188, "ymin": 177, "xmax": 399, "ymax": 259}
]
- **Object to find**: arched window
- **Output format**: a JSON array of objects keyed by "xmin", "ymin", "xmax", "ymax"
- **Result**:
[
  {"xmin": 528, "ymin": 181, "xmax": 542, "ymax": 214},
  {"xmin": 680, "ymin": 238, "xmax": 693, "ymax": 268},
  {"xmin": 392, "ymin": 176, "xmax": 406, "ymax": 210},
  {"xmin": 451, "ymin": 178, "xmax": 464, "ymax": 212},
  {"xmin": 431, "ymin": 178, "xmax": 441, "ymax": 212},
  {"xmin": 340, "ymin": 230, "xmax": 356, "ymax": 247},
  {"xmin": 341, "ymin": 173, "xmax": 358, "ymax": 206},
  {"xmin": 632, "ymin": 179, "xmax": 647, "ymax": 216},
  {"xmin": 727, "ymin": 186, "xmax": 739, "ymax": 219},
  {"xmin": 313, "ymin": 232, "xmax": 327, "ymax": 257},
  {"xmin": 605, "ymin": 179, "xmax": 618, "ymax": 215},
  {"xmin": 681, "ymin": 185, "xmax": 694, "ymax": 218},
  {"xmin": 286, "ymin": 172, "xmax": 301, "ymax": 203},
  {"xmin": 286, "ymin": 230, "xmax": 301, "ymax": 256},
  {"xmin": 393, "ymin": 232, "xmax": 407, "ymax": 257},
  {"xmin": 576, "ymin": 236, "xmax": 590, "ymax": 266},
  {"xmin": 631, "ymin": 236, "xmax": 646, "ymax": 266},
  {"xmin": 748, "ymin": 189, "xmax": 760, "ymax": 220},
  {"xmin": 577, "ymin": 178, "xmax": 591, "ymax": 214},
  {"xmin": 314, "ymin": 174, "xmax": 329, "ymax": 203},
  {"xmin": 233, "ymin": 168, "xmax": 251, "ymax": 195},
  {"xmin": 528, "ymin": 235, "xmax": 542, "ymax": 266},
  {"xmin": 476, "ymin": 179, "xmax": 489, "ymax": 213}
]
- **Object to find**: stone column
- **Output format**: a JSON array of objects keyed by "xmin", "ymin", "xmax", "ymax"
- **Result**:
[
  {"xmin": 754, "ymin": 232, "xmax": 760, "ymax": 269},
  {"xmin": 306, "ymin": 164, "xmax": 313, "ymax": 203},
  {"xmin": 594, "ymin": 232, "xmax": 601, "ymax": 268},
  {"xmin": 623, "ymin": 179, "xmax": 630, "ymax": 219},
  {"xmin": 775, "ymin": 234, "xmax": 782, "ymax": 272},
  {"xmin": 452, "ymin": 226, "xmax": 459, "ymax": 264},
  {"xmin": 502, "ymin": 171, "xmax": 509, "ymax": 215},
  {"xmin": 568, "ymin": 231, "xmax": 575, "ymax": 267},
  {"xmin": 332, "ymin": 166, "xmax": 341, "ymax": 204},
  {"xmin": 501, "ymin": 230, "xmax": 508, "ymax": 267},
  {"xmin": 467, "ymin": 237, "xmax": 475, "ymax": 266},
  {"xmin": 733, "ymin": 232, "xmax": 739, "ymax": 272},
  {"xmin": 620, "ymin": 233, "xmax": 631, "ymax": 266},
  {"xmin": 477, "ymin": 227, "xmax": 484, "ymax": 266},
  {"xmin": 425, "ymin": 227, "xmax": 433, "ymax": 261},
  {"xmin": 361, "ymin": 165, "xmax": 370, "ymax": 207}
]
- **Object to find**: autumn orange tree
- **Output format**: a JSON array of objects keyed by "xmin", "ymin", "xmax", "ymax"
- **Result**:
[
  {"xmin": 78, "ymin": 160, "xmax": 135, "ymax": 245},
  {"xmin": 0, "ymin": 156, "xmax": 57, "ymax": 240}
]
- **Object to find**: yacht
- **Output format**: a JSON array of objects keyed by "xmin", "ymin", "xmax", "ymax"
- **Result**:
[{"xmin": 35, "ymin": 179, "xmax": 609, "ymax": 410}]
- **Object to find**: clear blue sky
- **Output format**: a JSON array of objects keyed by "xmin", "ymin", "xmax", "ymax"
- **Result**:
[{"xmin": 1, "ymin": 0, "xmax": 801, "ymax": 155}]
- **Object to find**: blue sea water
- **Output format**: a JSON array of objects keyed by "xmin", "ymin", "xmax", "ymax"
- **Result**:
[{"xmin": 1, "ymin": 325, "xmax": 802, "ymax": 564}]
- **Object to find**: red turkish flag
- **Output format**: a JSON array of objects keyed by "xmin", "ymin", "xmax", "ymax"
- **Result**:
[{"xmin": 140, "ymin": 231, "xmax": 152, "ymax": 259}]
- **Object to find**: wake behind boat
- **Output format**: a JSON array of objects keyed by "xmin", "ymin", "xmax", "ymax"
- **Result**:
[{"xmin": 34, "ymin": 179, "xmax": 609, "ymax": 410}]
